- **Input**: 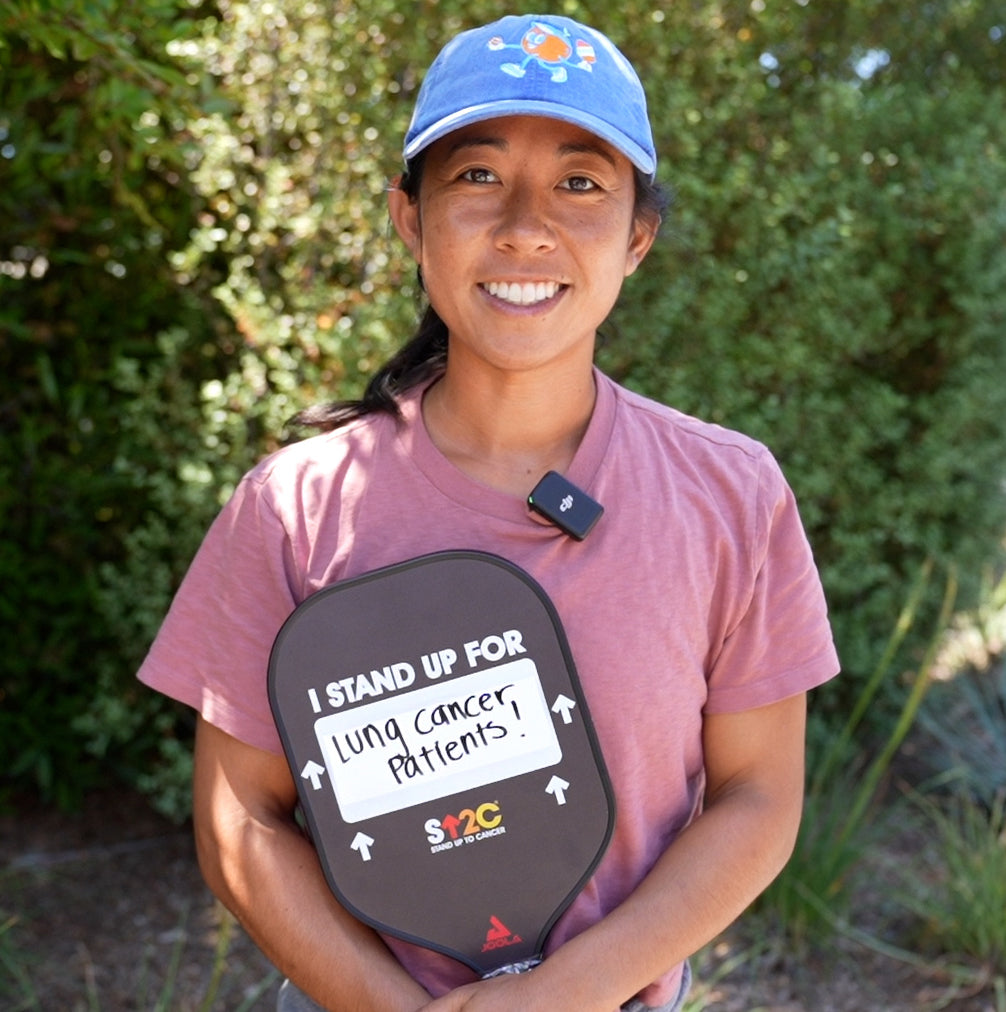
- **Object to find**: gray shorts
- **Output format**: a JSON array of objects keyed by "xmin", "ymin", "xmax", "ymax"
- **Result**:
[{"xmin": 277, "ymin": 959, "xmax": 691, "ymax": 1011}]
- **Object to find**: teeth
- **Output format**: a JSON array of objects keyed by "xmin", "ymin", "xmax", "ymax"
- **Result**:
[{"xmin": 485, "ymin": 281, "xmax": 559, "ymax": 306}]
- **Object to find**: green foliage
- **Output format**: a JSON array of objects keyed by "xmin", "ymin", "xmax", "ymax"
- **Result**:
[
  {"xmin": 916, "ymin": 570, "xmax": 1006, "ymax": 809},
  {"xmin": 756, "ymin": 560, "xmax": 957, "ymax": 946},
  {"xmin": 171, "ymin": 1, "xmax": 425, "ymax": 438},
  {"xmin": 0, "ymin": 913, "xmax": 37, "ymax": 1011},
  {"xmin": 599, "ymin": 0, "xmax": 1006, "ymax": 717},
  {"xmin": 917, "ymin": 661, "xmax": 1006, "ymax": 810},
  {"xmin": 897, "ymin": 792, "xmax": 1006, "ymax": 975},
  {"xmin": 0, "ymin": 1, "xmax": 235, "ymax": 807},
  {"xmin": 1, "ymin": 0, "xmax": 1005, "ymax": 814}
]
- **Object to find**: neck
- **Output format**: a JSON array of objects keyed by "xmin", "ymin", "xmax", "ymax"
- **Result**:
[{"xmin": 422, "ymin": 364, "xmax": 597, "ymax": 497}]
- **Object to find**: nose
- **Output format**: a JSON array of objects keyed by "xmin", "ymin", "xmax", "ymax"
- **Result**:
[{"xmin": 494, "ymin": 182, "xmax": 556, "ymax": 254}]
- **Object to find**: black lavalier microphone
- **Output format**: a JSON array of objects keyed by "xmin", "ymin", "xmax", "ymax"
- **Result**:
[{"xmin": 527, "ymin": 471, "xmax": 604, "ymax": 541}]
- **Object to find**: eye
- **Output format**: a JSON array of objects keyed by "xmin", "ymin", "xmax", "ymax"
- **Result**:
[
  {"xmin": 460, "ymin": 167, "xmax": 499, "ymax": 184},
  {"xmin": 560, "ymin": 175, "xmax": 599, "ymax": 192}
]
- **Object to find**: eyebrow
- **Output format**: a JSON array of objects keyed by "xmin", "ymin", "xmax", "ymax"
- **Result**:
[
  {"xmin": 444, "ymin": 133, "xmax": 619, "ymax": 168},
  {"xmin": 557, "ymin": 140, "xmax": 619, "ymax": 168},
  {"xmin": 444, "ymin": 135, "xmax": 507, "ymax": 157}
]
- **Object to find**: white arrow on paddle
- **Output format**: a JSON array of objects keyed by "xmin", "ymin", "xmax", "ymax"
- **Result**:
[
  {"xmin": 300, "ymin": 760, "xmax": 326, "ymax": 790},
  {"xmin": 551, "ymin": 694, "xmax": 577, "ymax": 725},
  {"xmin": 546, "ymin": 775, "xmax": 570, "ymax": 806},
  {"xmin": 352, "ymin": 832, "xmax": 375, "ymax": 862}
]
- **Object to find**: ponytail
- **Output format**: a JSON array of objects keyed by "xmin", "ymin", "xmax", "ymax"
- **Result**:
[
  {"xmin": 292, "ymin": 304, "xmax": 447, "ymax": 431},
  {"xmin": 291, "ymin": 157, "xmax": 445, "ymax": 432}
]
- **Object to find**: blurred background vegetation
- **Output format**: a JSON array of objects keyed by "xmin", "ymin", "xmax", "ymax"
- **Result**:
[{"xmin": 1, "ymin": 0, "xmax": 1004, "ymax": 829}]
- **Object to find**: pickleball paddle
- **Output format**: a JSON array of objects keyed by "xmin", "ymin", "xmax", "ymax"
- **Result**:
[{"xmin": 268, "ymin": 550, "xmax": 614, "ymax": 975}]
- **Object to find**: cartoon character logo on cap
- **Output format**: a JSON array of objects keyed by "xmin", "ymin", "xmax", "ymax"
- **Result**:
[{"xmin": 487, "ymin": 21, "xmax": 596, "ymax": 83}]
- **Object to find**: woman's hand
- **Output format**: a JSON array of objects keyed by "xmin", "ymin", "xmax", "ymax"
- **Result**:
[{"xmin": 421, "ymin": 972, "xmax": 547, "ymax": 1012}]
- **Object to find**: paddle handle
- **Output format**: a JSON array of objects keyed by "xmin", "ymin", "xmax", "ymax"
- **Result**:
[{"xmin": 481, "ymin": 956, "xmax": 542, "ymax": 978}]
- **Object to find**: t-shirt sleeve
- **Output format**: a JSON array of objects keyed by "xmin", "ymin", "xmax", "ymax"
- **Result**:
[
  {"xmin": 136, "ymin": 468, "xmax": 297, "ymax": 753},
  {"xmin": 704, "ymin": 450, "xmax": 840, "ymax": 713}
]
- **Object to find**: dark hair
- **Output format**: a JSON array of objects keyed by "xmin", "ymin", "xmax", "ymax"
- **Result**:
[{"xmin": 292, "ymin": 153, "xmax": 670, "ymax": 432}]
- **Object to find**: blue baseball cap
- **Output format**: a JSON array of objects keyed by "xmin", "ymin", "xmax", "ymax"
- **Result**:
[{"xmin": 404, "ymin": 15, "xmax": 657, "ymax": 179}]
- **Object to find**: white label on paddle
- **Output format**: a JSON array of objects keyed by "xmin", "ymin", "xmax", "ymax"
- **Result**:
[{"xmin": 314, "ymin": 658, "xmax": 561, "ymax": 823}]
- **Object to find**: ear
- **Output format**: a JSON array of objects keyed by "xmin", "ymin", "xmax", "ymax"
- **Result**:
[
  {"xmin": 388, "ymin": 176, "xmax": 422, "ymax": 261},
  {"xmin": 624, "ymin": 214, "xmax": 659, "ymax": 278}
]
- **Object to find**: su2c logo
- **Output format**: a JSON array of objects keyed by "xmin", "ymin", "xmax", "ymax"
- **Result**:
[{"xmin": 425, "ymin": 802, "xmax": 502, "ymax": 844}]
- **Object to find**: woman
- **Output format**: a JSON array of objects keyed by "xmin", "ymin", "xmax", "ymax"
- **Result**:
[{"xmin": 138, "ymin": 14, "xmax": 839, "ymax": 1011}]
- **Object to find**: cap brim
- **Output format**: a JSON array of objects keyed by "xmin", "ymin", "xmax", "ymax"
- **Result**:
[{"xmin": 403, "ymin": 100, "xmax": 656, "ymax": 178}]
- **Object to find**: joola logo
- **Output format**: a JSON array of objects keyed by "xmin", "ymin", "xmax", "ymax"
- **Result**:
[
  {"xmin": 481, "ymin": 915, "xmax": 523, "ymax": 953},
  {"xmin": 487, "ymin": 21, "xmax": 596, "ymax": 84}
]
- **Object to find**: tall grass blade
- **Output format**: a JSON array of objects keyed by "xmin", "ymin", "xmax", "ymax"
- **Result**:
[
  {"xmin": 813, "ymin": 557, "xmax": 934, "ymax": 795},
  {"xmin": 199, "ymin": 905, "xmax": 234, "ymax": 1012},
  {"xmin": 761, "ymin": 563, "xmax": 957, "ymax": 947},
  {"xmin": 833, "ymin": 565, "xmax": 957, "ymax": 852},
  {"xmin": 0, "ymin": 915, "xmax": 39, "ymax": 1011}
]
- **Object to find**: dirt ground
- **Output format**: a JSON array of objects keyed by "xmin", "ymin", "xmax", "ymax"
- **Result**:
[
  {"xmin": 0, "ymin": 789, "xmax": 279, "ymax": 1011},
  {"xmin": 1, "ymin": 787, "xmax": 1001, "ymax": 1012}
]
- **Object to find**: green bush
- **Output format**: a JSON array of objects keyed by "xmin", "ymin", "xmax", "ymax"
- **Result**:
[
  {"xmin": 897, "ymin": 791, "xmax": 1006, "ymax": 975},
  {"xmin": 0, "ymin": 1, "xmax": 236, "ymax": 807},
  {"xmin": 2, "ymin": 0, "xmax": 1004, "ymax": 812},
  {"xmin": 756, "ymin": 559, "xmax": 956, "ymax": 946},
  {"xmin": 600, "ymin": 1, "xmax": 1006, "ymax": 720}
]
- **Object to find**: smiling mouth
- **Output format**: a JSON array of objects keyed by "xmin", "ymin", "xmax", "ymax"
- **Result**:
[{"xmin": 482, "ymin": 280, "xmax": 563, "ymax": 307}]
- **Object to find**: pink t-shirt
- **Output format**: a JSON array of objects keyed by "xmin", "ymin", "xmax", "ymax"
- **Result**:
[{"xmin": 138, "ymin": 370, "xmax": 839, "ymax": 1006}]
